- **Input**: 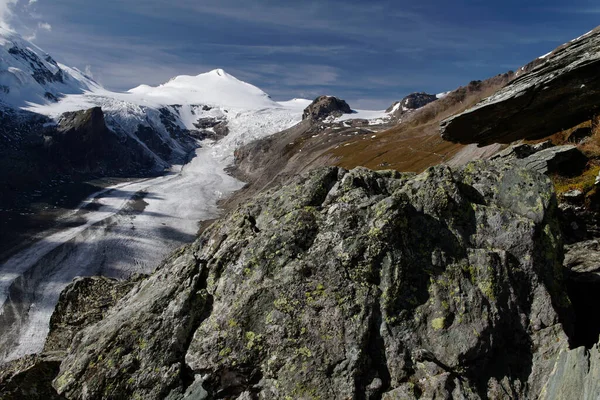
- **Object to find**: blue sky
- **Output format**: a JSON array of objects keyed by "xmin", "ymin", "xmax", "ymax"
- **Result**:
[{"xmin": 5, "ymin": 0, "xmax": 600, "ymax": 108}]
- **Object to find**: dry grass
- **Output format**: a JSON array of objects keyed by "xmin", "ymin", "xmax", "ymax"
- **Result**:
[
  {"xmin": 553, "ymin": 164, "xmax": 600, "ymax": 196},
  {"xmin": 326, "ymin": 74, "xmax": 514, "ymax": 173},
  {"xmin": 539, "ymin": 115, "xmax": 600, "ymax": 201}
]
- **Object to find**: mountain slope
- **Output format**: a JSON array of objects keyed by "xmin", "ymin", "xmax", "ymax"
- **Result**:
[{"xmin": 0, "ymin": 27, "xmax": 97, "ymax": 108}]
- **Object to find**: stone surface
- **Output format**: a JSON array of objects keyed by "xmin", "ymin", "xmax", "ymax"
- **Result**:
[
  {"xmin": 52, "ymin": 159, "xmax": 574, "ymax": 399},
  {"xmin": 539, "ymin": 344, "xmax": 600, "ymax": 400},
  {"xmin": 44, "ymin": 276, "xmax": 142, "ymax": 353},
  {"xmin": 302, "ymin": 96, "xmax": 352, "ymax": 121},
  {"xmin": 492, "ymin": 144, "xmax": 588, "ymax": 176},
  {"xmin": 440, "ymin": 27, "xmax": 600, "ymax": 145},
  {"xmin": 53, "ymin": 248, "xmax": 212, "ymax": 400},
  {"xmin": 564, "ymin": 240, "xmax": 600, "ymax": 281}
]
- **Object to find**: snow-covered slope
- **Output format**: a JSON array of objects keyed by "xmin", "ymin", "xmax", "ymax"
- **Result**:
[
  {"xmin": 128, "ymin": 68, "xmax": 278, "ymax": 109},
  {"xmin": 0, "ymin": 27, "xmax": 98, "ymax": 108}
]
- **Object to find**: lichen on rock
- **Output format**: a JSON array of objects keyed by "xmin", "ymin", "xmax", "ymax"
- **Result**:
[{"xmin": 50, "ymin": 158, "xmax": 576, "ymax": 399}]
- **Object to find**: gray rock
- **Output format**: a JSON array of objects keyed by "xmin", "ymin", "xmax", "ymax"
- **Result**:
[
  {"xmin": 53, "ymin": 248, "xmax": 212, "ymax": 399},
  {"xmin": 302, "ymin": 96, "xmax": 352, "ymax": 121},
  {"xmin": 44, "ymin": 276, "xmax": 142, "ymax": 353},
  {"xmin": 51, "ymin": 158, "xmax": 575, "ymax": 399},
  {"xmin": 387, "ymin": 92, "xmax": 438, "ymax": 118},
  {"xmin": 440, "ymin": 27, "xmax": 600, "ymax": 145},
  {"xmin": 493, "ymin": 144, "xmax": 588, "ymax": 176},
  {"xmin": 564, "ymin": 240, "xmax": 600, "ymax": 281},
  {"xmin": 539, "ymin": 344, "xmax": 600, "ymax": 400}
]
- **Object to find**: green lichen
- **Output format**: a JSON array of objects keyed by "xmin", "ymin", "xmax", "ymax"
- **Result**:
[
  {"xmin": 245, "ymin": 331, "xmax": 264, "ymax": 350},
  {"xmin": 431, "ymin": 317, "xmax": 445, "ymax": 330}
]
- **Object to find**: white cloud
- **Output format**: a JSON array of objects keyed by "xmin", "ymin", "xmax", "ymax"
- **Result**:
[
  {"xmin": 0, "ymin": 0, "xmax": 18, "ymax": 29},
  {"xmin": 37, "ymin": 21, "xmax": 50, "ymax": 31}
]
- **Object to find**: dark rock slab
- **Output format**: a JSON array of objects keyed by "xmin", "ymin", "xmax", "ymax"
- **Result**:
[
  {"xmin": 440, "ymin": 27, "xmax": 600, "ymax": 145},
  {"xmin": 492, "ymin": 143, "xmax": 588, "ymax": 176}
]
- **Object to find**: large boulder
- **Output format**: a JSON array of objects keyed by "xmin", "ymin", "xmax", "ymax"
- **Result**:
[
  {"xmin": 302, "ymin": 96, "xmax": 352, "ymax": 121},
  {"xmin": 440, "ymin": 27, "xmax": 600, "ymax": 145},
  {"xmin": 53, "ymin": 160, "xmax": 574, "ymax": 399}
]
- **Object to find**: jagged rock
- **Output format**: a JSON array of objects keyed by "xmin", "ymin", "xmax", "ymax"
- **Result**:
[
  {"xmin": 44, "ymin": 276, "xmax": 142, "ymax": 353},
  {"xmin": 54, "ymin": 160, "xmax": 572, "ymax": 399},
  {"xmin": 0, "ymin": 275, "xmax": 142, "ymax": 400},
  {"xmin": 53, "ymin": 249, "xmax": 212, "ymax": 399},
  {"xmin": 0, "ymin": 353, "xmax": 65, "ymax": 399},
  {"xmin": 440, "ymin": 27, "xmax": 600, "ymax": 145},
  {"xmin": 302, "ymin": 96, "xmax": 352, "ymax": 121},
  {"xmin": 493, "ymin": 144, "xmax": 588, "ymax": 176}
]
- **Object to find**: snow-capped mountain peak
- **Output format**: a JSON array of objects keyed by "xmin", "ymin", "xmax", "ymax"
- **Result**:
[
  {"xmin": 127, "ymin": 68, "xmax": 278, "ymax": 109},
  {"xmin": 0, "ymin": 27, "xmax": 99, "ymax": 107}
]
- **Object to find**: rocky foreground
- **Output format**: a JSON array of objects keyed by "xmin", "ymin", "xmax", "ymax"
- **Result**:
[{"xmin": 1, "ymin": 153, "xmax": 595, "ymax": 399}]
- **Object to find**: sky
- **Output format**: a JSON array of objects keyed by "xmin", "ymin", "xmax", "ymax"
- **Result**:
[{"xmin": 2, "ymin": 0, "xmax": 599, "ymax": 108}]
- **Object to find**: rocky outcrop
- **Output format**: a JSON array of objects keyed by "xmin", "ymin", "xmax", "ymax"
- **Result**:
[
  {"xmin": 387, "ymin": 92, "xmax": 438, "ymax": 118},
  {"xmin": 46, "ymin": 107, "xmax": 154, "ymax": 173},
  {"xmin": 50, "ymin": 159, "xmax": 576, "ymax": 399},
  {"xmin": 440, "ymin": 27, "xmax": 600, "ymax": 145},
  {"xmin": 0, "ymin": 275, "xmax": 142, "ymax": 399},
  {"xmin": 302, "ymin": 96, "xmax": 352, "ymax": 121}
]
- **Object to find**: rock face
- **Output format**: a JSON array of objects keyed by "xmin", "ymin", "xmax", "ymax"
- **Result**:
[
  {"xmin": 53, "ymin": 160, "xmax": 575, "ymax": 399},
  {"xmin": 302, "ymin": 96, "xmax": 352, "ymax": 121},
  {"xmin": 539, "ymin": 344, "xmax": 600, "ymax": 399},
  {"xmin": 46, "ymin": 107, "xmax": 154, "ymax": 173},
  {"xmin": 0, "ymin": 276, "xmax": 141, "ymax": 399},
  {"xmin": 440, "ymin": 27, "xmax": 600, "ymax": 145},
  {"xmin": 44, "ymin": 276, "xmax": 142, "ymax": 353}
]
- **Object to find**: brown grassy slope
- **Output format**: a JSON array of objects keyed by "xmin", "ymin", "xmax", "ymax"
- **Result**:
[
  {"xmin": 326, "ymin": 73, "xmax": 514, "ymax": 173},
  {"xmin": 528, "ymin": 116, "xmax": 600, "ymax": 202}
]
